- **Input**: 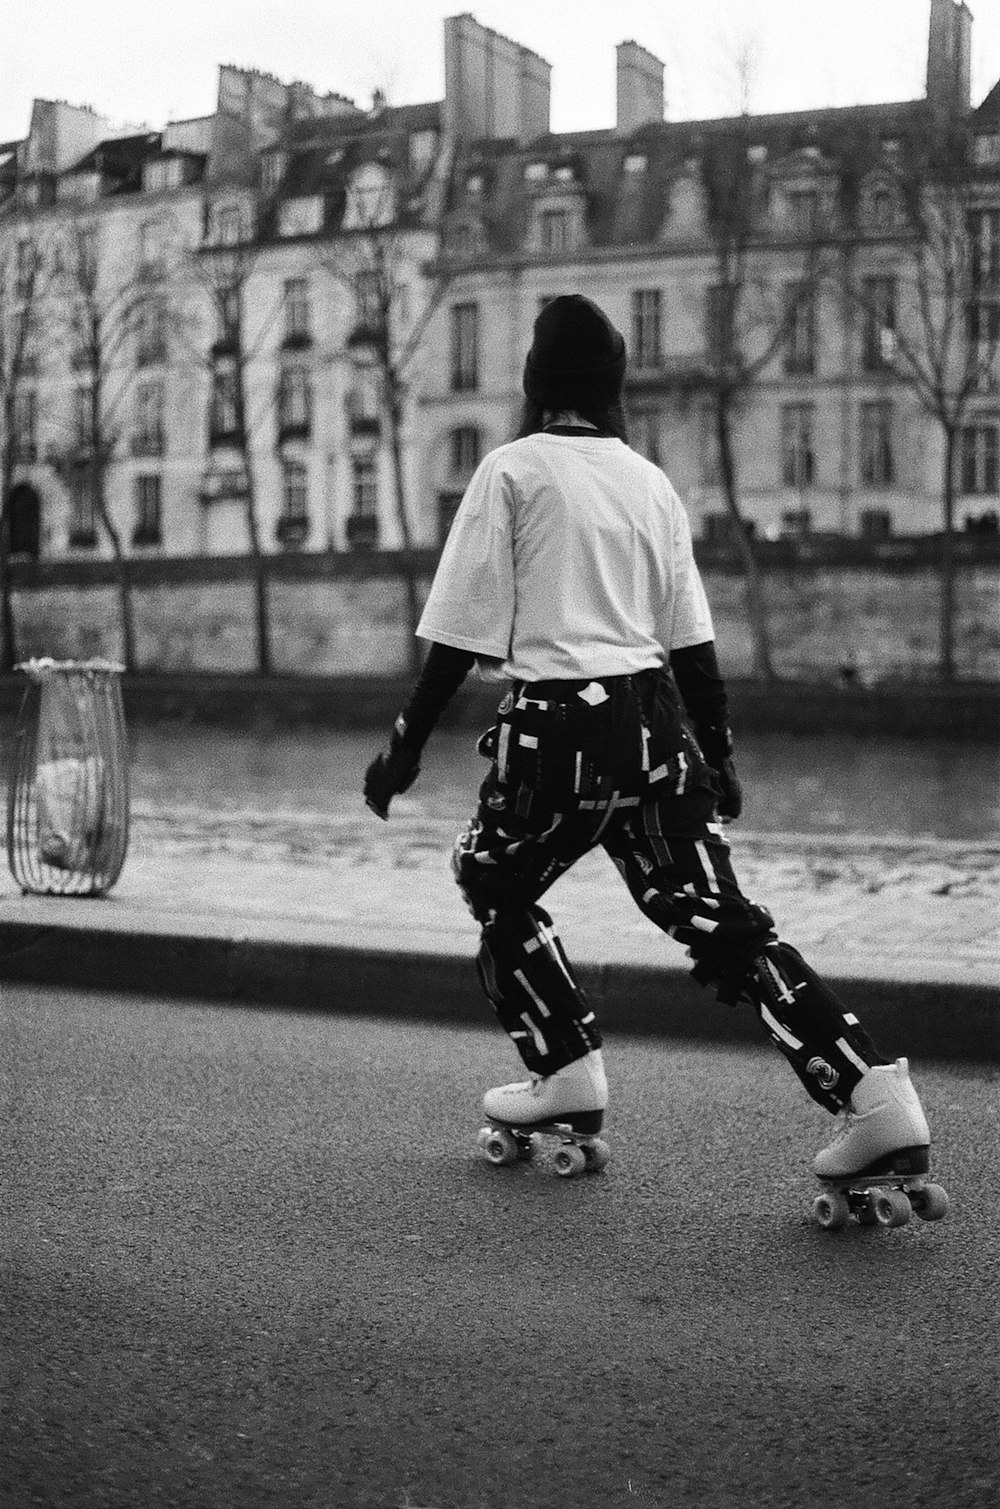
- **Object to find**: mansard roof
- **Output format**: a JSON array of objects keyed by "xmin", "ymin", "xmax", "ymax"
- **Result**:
[
  {"xmin": 64, "ymin": 130, "xmax": 164, "ymax": 192},
  {"xmin": 450, "ymin": 96, "xmax": 934, "ymax": 256}
]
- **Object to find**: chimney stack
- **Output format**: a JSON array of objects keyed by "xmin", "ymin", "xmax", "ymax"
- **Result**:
[
  {"xmin": 616, "ymin": 41, "xmax": 665, "ymax": 133},
  {"xmin": 926, "ymin": 0, "xmax": 972, "ymax": 118},
  {"xmin": 444, "ymin": 14, "xmax": 551, "ymax": 143}
]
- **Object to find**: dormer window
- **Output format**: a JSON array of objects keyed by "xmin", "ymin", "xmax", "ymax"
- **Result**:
[
  {"xmin": 624, "ymin": 154, "xmax": 647, "ymax": 175},
  {"xmin": 343, "ymin": 163, "xmax": 395, "ymax": 230},
  {"xmin": 261, "ymin": 152, "xmax": 287, "ymax": 196},
  {"xmin": 144, "ymin": 158, "xmax": 183, "ymax": 194},
  {"xmin": 466, "ymin": 173, "xmax": 485, "ymax": 196},
  {"xmin": 278, "ymin": 195, "xmax": 323, "ymax": 237},
  {"xmin": 524, "ymin": 161, "xmax": 548, "ymax": 183},
  {"xmin": 748, "ymin": 145, "xmax": 768, "ymax": 165},
  {"xmin": 215, "ymin": 204, "xmax": 244, "ymax": 245},
  {"xmin": 410, "ymin": 130, "xmax": 438, "ymax": 174},
  {"xmin": 554, "ymin": 164, "xmax": 575, "ymax": 183}
]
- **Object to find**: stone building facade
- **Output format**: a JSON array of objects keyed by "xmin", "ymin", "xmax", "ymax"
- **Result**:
[{"xmin": 1, "ymin": 1, "xmax": 999, "ymax": 565}]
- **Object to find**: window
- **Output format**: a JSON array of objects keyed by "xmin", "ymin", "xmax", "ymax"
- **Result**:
[
  {"xmin": 960, "ymin": 424, "xmax": 999, "ymax": 494},
  {"xmin": 210, "ymin": 365, "xmax": 239, "ymax": 440},
  {"xmin": 781, "ymin": 403, "xmax": 816, "ymax": 488},
  {"xmin": 133, "ymin": 475, "xmax": 162, "ymax": 545},
  {"xmin": 450, "ymin": 425, "xmax": 482, "ymax": 476},
  {"xmin": 860, "ymin": 401, "xmax": 894, "ymax": 487},
  {"xmin": 277, "ymin": 365, "xmax": 312, "ymax": 435},
  {"xmin": 705, "ymin": 283, "xmax": 736, "ymax": 361},
  {"xmin": 343, "ymin": 165, "xmax": 394, "ymax": 230},
  {"xmin": 73, "ymin": 384, "xmax": 94, "ymax": 449},
  {"xmin": 15, "ymin": 238, "xmax": 36, "ymax": 299},
  {"xmin": 282, "ymin": 460, "xmax": 308, "ymax": 519},
  {"xmin": 524, "ymin": 162, "xmax": 548, "ymax": 182},
  {"xmin": 631, "ymin": 410, "xmax": 661, "ymax": 467},
  {"xmin": 862, "ymin": 276, "xmax": 897, "ymax": 371},
  {"xmin": 355, "ymin": 269, "xmax": 382, "ymax": 331},
  {"xmin": 871, "ymin": 188, "xmax": 895, "ymax": 232},
  {"xmin": 450, "ymin": 302, "xmax": 479, "ymax": 392},
  {"xmin": 540, "ymin": 208, "xmax": 571, "ymax": 255},
  {"xmin": 143, "ymin": 157, "xmax": 183, "ymax": 194},
  {"xmin": 967, "ymin": 297, "xmax": 1000, "ymax": 390},
  {"xmin": 215, "ymin": 204, "xmax": 244, "ymax": 245},
  {"xmin": 137, "ymin": 219, "xmax": 164, "ymax": 276},
  {"xmin": 787, "ymin": 189, "xmax": 819, "ymax": 236},
  {"xmin": 68, "ymin": 473, "xmax": 97, "ymax": 547},
  {"xmin": 13, "ymin": 388, "xmax": 37, "ymax": 461},
  {"xmin": 624, "ymin": 154, "xmax": 647, "ymax": 175},
  {"xmin": 134, "ymin": 377, "xmax": 164, "ymax": 454},
  {"xmin": 352, "ymin": 454, "xmax": 378, "ymax": 514},
  {"xmin": 284, "ymin": 278, "xmax": 311, "ymax": 342},
  {"xmin": 278, "ymin": 196, "xmax": 323, "ymax": 237},
  {"xmin": 136, "ymin": 298, "xmax": 167, "ymax": 365},
  {"xmin": 260, "ymin": 152, "xmax": 287, "ymax": 196},
  {"xmin": 216, "ymin": 285, "xmax": 240, "ymax": 346},
  {"xmin": 632, "ymin": 289, "xmax": 662, "ymax": 370},
  {"xmin": 410, "ymin": 130, "xmax": 438, "ymax": 174},
  {"xmin": 969, "ymin": 209, "xmax": 1000, "ymax": 288},
  {"xmin": 784, "ymin": 284, "xmax": 816, "ymax": 375}
]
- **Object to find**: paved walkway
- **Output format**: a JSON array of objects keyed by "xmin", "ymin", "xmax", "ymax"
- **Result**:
[{"xmin": 1, "ymin": 797, "xmax": 997, "ymax": 1061}]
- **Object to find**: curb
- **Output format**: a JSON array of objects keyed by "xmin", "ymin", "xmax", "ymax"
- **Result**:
[{"xmin": 0, "ymin": 920, "xmax": 996, "ymax": 1065}]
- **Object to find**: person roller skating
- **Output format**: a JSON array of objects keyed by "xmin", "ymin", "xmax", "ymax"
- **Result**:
[{"xmin": 364, "ymin": 293, "xmax": 945, "ymax": 1219}]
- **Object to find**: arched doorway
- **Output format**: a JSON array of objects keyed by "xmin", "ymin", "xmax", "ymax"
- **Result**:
[{"xmin": 4, "ymin": 483, "xmax": 41, "ymax": 558}]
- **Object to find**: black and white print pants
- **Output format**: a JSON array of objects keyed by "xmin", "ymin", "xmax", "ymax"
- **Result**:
[{"xmin": 453, "ymin": 767, "xmax": 888, "ymax": 1115}]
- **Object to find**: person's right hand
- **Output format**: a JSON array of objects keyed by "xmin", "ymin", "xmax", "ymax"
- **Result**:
[{"xmin": 363, "ymin": 744, "xmax": 420, "ymax": 820}]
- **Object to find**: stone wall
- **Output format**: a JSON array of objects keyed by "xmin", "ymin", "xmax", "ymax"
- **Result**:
[{"xmin": 8, "ymin": 562, "xmax": 1000, "ymax": 681}]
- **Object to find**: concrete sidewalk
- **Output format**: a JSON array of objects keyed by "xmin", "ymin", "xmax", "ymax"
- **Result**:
[{"xmin": 1, "ymin": 801, "xmax": 997, "ymax": 1062}]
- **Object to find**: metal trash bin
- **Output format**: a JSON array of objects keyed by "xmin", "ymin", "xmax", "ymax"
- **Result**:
[{"xmin": 6, "ymin": 658, "xmax": 130, "ymax": 897}]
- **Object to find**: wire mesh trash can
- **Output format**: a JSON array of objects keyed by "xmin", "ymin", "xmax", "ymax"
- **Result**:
[{"xmin": 6, "ymin": 658, "xmax": 130, "ymax": 896}]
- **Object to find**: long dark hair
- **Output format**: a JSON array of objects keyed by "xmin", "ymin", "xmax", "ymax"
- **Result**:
[{"xmin": 515, "ymin": 396, "xmax": 630, "ymax": 443}]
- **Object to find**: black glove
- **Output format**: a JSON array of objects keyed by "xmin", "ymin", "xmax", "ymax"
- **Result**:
[
  {"xmin": 695, "ymin": 724, "xmax": 743, "ymax": 822},
  {"xmin": 364, "ymin": 741, "xmax": 421, "ymax": 820}
]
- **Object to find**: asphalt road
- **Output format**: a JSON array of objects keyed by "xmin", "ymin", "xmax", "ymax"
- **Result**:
[{"xmin": 2, "ymin": 985, "xmax": 998, "ymax": 1509}]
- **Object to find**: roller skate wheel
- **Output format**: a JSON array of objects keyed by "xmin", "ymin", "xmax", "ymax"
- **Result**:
[
  {"xmin": 871, "ymin": 1188, "xmax": 911, "ymax": 1228},
  {"xmin": 910, "ymin": 1183, "xmax": 949, "ymax": 1222},
  {"xmin": 583, "ymin": 1138, "xmax": 610, "ymax": 1173},
  {"xmin": 553, "ymin": 1144, "xmax": 587, "ymax": 1178},
  {"xmin": 813, "ymin": 1190, "xmax": 850, "ymax": 1231},
  {"xmin": 478, "ymin": 1126, "xmax": 520, "ymax": 1167}
]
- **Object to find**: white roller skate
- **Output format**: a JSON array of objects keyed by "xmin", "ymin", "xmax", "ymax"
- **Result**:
[
  {"xmin": 812, "ymin": 1058, "xmax": 948, "ymax": 1230},
  {"xmin": 477, "ymin": 1049, "xmax": 609, "ymax": 1178}
]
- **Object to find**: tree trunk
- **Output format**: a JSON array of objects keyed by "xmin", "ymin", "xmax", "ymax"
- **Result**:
[
  {"xmin": 0, "ymin": 448, "xmax": 18, "ymax": 673},
  {"xmin": 715, "ymin": 394, "xmax": 777, "ymax": 682},
  {"xmin": 386, "ymin": 373, "xmax": 422, "ymax": 678},
  {"xmin": 234, "ymin": 360, "xmax": 272, "ymax": 677},
  {"xmin": 939, "ymin": 424, "xmax": 958, "ymax": 683},
  {"xmin": 94, "ymin": 455, "xmax": 135, "ymax": 671}
]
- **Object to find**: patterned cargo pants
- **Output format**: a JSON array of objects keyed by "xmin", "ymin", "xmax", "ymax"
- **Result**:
[{"xmin": 453, "ymin": 766, "xmax": 887, "ymax": 1115}]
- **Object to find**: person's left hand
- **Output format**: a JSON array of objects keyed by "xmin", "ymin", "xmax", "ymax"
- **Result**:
[
  {"xmin": 364, "ymin": 744, "xmax": 421, "ymax": 820},
  {"xmin": 713, "ymin": 755, "xmax": 743, "ymax": 822}
]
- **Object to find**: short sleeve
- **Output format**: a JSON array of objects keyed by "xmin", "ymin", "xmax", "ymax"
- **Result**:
[
  {"xmin": 666, "ymin": 494, "xmax": 715, "ymax": 650},
  {"xmin": 416, "ymin": 454, "xmax": 516, "ymax": 658}
]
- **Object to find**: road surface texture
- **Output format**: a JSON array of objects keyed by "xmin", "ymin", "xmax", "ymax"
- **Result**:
[{"xmin": 3, "ymin": 985, "xmax": 998, "ymax": 1509}]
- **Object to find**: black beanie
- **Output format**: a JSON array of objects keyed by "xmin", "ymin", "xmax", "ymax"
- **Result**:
[{"xmin": 522, "ymin": 294, "xmax": 627, "ymax": 409}]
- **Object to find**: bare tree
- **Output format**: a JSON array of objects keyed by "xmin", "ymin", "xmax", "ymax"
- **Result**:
[
  {"xmin": 187, "ymin": 193, "xmax": 289, "ymax": 677},
  {"xmin": 695, "ymin": 122, "xmax": 826, "ymax": 682},
  {"xmin": 46, "ymin": 217, "xmax": 166, "ymax": 671},
  {"xmin": 0, "ymin": 229, "xmax": 49, "ymax": 671},
  {"xmin": 317, "ymin": 140, "xmax": 452, "ymax": 678},
  {"xmin": 838, "ymin": 120, "xmax": 999, "ymax": 681}
]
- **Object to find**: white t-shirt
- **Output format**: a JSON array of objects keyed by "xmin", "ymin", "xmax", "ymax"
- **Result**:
[{"xmin": 417, "ymin": 431, "xmax": 714, "ymax": 682}]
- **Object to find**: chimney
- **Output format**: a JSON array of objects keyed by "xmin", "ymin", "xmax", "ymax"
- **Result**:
[
  {"xmin": 926, "ymin": 0, "xmax": 972, "ymax": 118},
  {"xmin": 616, "ymin": 41, "xmax": 665, "ymax": 133},
  {"xmin": 444, "ymin": 13, "xmax": 551, "ymax": 143}
]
